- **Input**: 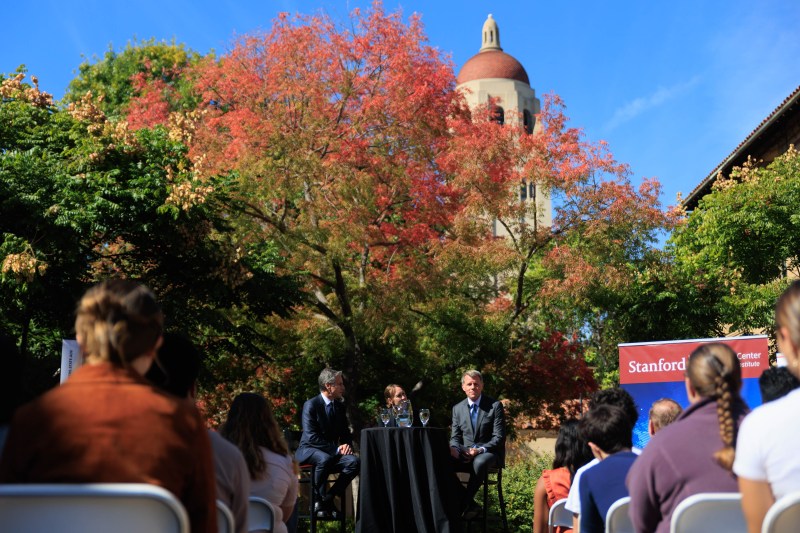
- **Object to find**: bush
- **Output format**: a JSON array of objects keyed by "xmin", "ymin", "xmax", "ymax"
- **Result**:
[{"xmin": 486, "ymin": 441, "xmax": 553, "ymax": 533}]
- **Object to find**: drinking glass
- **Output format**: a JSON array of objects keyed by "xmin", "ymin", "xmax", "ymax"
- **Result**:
[
  {"xmin": 396, "ymin": 400, "xmax": 412, "ymax": 427},
  {"xmin": 379, "ymin": 408, "xmax": 391, "ymax": 427},
  {"xmin": 419, "ymin": 408, "xmax": 430, "ymax": 427}
]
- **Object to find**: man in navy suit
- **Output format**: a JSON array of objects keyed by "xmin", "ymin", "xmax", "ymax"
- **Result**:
[
  {"xmin": 295, "ymin": 368, "xmax": 360, "ymax": 519},
  {"xmin": 450, "ymin": 369, "xmax": 505, "ymax": 516}
]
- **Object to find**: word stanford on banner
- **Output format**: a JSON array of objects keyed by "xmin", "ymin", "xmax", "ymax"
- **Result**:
[{"xmin": 619, "ymin": 335, "xmax": 769, "ymax": 385}]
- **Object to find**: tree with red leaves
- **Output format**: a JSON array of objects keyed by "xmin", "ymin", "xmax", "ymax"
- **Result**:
[{"xmin": 127, "ymin": 3, "xmax": 678, "ymax": 428}]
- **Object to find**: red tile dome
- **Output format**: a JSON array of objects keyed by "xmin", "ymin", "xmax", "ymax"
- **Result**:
[{"xmin": 457, "ymin": 50, "xmax": 530, "ymax": 85}]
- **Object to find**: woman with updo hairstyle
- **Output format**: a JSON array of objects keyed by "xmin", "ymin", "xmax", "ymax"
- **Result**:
[
  {"xmin": 0, "ymin": 279, "xmax": 216, "ymax": 533},
  {"xmin": 626, "ymin": 342, "xmax": 748, "ymax": 533},
  {"xmin": 533, "ymin": 419, "xmax": 593, "ymax": 533},
  {"xmin": 222, "ymin": 393, "xmax": 298, "ymax": 533},
  {"xmin": 735, "ymin": 280, "xmax": 800, "ymax": 533}
]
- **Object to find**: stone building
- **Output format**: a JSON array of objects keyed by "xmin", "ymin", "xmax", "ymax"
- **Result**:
[{"xmin": 456, "ymin": 14, "xmax": 553, "ymax": 234}]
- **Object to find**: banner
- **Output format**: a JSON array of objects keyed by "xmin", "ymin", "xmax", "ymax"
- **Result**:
[
  {"xmin": 619, "ymin": 335, "xmax": 768, "ymax": 449},
  {"xmin": 60, "ymin": 339, "xmax": 81, "ymax": 384}
]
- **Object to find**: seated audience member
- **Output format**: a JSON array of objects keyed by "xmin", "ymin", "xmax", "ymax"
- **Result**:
[
  {"xmin": 735, "ymin": 281, "xmax": 800, "ymax": 533},
  {"xmin": 758, "ymin": 366, "xmax": 800, "ymax": 403},
  {"xmin": 533, "ymin": 419, "xmax": 593, "ymax": 533},
  {"xmin": 626, "ymin": 343, "xmax": 748, "ymax": 533},
  {"xmin": 383, "ymin": 383, "xmax": 408, "ymax": 427},
  {"xmin": 223, "ymin": 393, "xmax": 298, "ymax": 533},
  {"xmin": 0, "ymin": 280, "xmax": 216, "ymax": 533},
  {"xmin": 577, "ymin": 405, "xmax": 637, "ymax": 533},
  {"xmin": 147, "ymin": 332, "xmax": 250, "ymax": 533},
  {"xmin": 295, "ymin": 368, "xmax": 359, "ymax": 519},
  {"xmin": 565, "ymin": 388, "xmax": 639, "ymax": 530},
  {"xmin": 648, "ymin": 398, "xmax": 682, "ymax": 437}
]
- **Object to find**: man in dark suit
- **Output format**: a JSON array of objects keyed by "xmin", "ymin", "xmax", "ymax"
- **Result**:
[
  {"xmin": 450, "ymin": 369, "xmax": 505, "ymax": 516},
  {"xmin": 295, "ymin": 368, "xmax": 360, "ymax": 519}
]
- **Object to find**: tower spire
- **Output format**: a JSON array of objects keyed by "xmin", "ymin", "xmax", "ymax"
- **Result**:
[{"xmin": 480, "ymin": 14, "xmax": 502, "ymax": 52}]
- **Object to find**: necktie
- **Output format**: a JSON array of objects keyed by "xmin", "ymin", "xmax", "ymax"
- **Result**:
[
  {"xmin": 470, "ymin": 403, "xmax": 478, "ymax": 430},
  {"xmin": 326, "ymin": 401, "xmax": 335, "ymax": 421}
]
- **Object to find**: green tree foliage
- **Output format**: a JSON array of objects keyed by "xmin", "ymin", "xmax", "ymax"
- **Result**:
[
  {"xmin": 669, "ymin": 147, "xmax": 800, "ymax": 340},
  {"xmin": 64, "ymin": 38, "xmax": 203, "ymax": 121},
  {"xmin": 0, "ymin": 73, "xmax": 298, "ymax": 399}
]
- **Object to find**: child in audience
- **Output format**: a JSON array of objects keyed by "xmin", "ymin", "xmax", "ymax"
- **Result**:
[
  {"xmin": 533, "ymin": 419, "xmax": 593, "ymax": 533},
  {"xmin": 577, "ymin": 404, "xmax": 637, "ymax": 533},
  {"xmin": 626, "ymin": 342, "xmax": 748, "ymax": 533},
  {"xmin": 736, "ymin": 280, "xmax": 800, "ymax": 533},
  {"xmin": 0, "ymin": 280, "xmax": 216, "ymax": 533}
]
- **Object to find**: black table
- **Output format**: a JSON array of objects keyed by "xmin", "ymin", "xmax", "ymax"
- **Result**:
[{"xmin": 356, "ymin": 427, "xmax": 461, "ymax": 533}]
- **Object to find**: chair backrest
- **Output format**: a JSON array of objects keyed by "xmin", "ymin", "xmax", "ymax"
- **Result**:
[
  {"xmin": 248, "ymin": 496, "xmax": 276, "ymax": 533},
  {"xmin": 549, "ymin": 498, "xmax": 573, "ymax": 533},
  {"xmin": 669, "ymin": 492, "xmax": 746, "ymax": 533},
  {"xmin": 0, "ymin": 483, "xmax": 189, "ymax": 533},
  {"xmin": 217, "ymin": 499, "xmax": 235, "ymax": 533},
  {"xmin": 605, "ymin": 496, "xmax": 633, "ymax": 533},
  {"xmin": 762, "ymin": 491, "xmax": 800, "ymax": 533}
]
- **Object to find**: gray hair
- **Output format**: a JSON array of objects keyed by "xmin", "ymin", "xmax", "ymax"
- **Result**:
[
  {"xmin": 318, "ymin": 368, "xmax": 342, "ymax": 391},
  {"xmin": 461, "ymin": 369, "xmax": 483, "ymax": 384}
]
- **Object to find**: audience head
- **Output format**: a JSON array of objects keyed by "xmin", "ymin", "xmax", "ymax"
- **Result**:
[
  {"xmin": 74, "ymin": 279, "xmax": 163, "ymax": 371},
  {"xmin": 578, "ymin": 404, "xmax": 633, "ymax": 456},
  {"xmin": 552, "ymin": 418, "xmax": 594, "ymax": 479},
  {"xmin": 384, "ymin": 384, "xmax": 407, "ymax": 407},
  {"xmin": 146, "ymin": 332, "xmax": 201, "ymax": 398},
  {"xmin": 589, "ymin": 387, "xmax": 639, "ymax": 428},
  {"xmin": 685, "ymin": 342, "xmax": 742, "ymax": 471},
  {"xmin": 221, "ymin": 392, "xmax": 289, "ymax": 478},
  {"xmin": 759, "ymin": 366, "xmax": 800, "ymax": 403},
  {"xmin": 318, "ymin": 367, "xmax": 344, "ymax": 399},
  {"xmin": 648, "ymin": 398, "xmax": 683, "ymax": 436},
  {"xmin": 776, "ymin": 280, "xmax": 800, "ymax": 379}
]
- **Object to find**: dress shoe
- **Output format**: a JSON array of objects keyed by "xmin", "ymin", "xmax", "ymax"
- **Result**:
[
  {"xmin": 314, "ymin": 501, "xmax": 331, "ymax": 519},
  {"xmin": 461, "ymin": 500, "xmax": 482, "ymax": 520}
]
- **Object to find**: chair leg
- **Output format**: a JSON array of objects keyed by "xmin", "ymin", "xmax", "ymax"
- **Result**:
[
  {"xmin": 482, "ymin": 475, "xmax": 489, "ymax": 533},
  {"xmin": 309, "ymin": 465, "xmax": 317, "ymax": 533},
  {"xmin": 497, "ymin": 469, "xmax": 509, "ymax": 533}
]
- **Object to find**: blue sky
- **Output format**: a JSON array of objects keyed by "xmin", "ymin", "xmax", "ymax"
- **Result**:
[{"xmin": 3, "ymin": 0, "xmax": 798, "ymax": 211}]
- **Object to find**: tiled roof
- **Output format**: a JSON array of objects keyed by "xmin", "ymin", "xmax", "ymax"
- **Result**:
[
  {"xmin": 683, "ymin": 85, "xmax": 800, "ymax": 208},
  {"xmin": 456, "ymin": 50, "xmax": 530, "ymax": 86}
]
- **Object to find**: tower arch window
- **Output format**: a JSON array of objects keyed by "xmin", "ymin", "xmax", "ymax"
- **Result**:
[
  {"xmin": 492, "ymin": 105, "xmax": 505, "ymax": 126},
  {"xmin": 520, "ymin": 180, "xmax": 527, "ymax": 200},
  {"xmin": 523, "ymin": 109, "xmax": 533, "ymax": 134}
]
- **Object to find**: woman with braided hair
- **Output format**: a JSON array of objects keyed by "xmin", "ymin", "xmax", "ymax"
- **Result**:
[
  {"xmin": 626, "ymin": 342, "xmax": 748, "ymax": 533},
  {"xmin": 0, "ymin": 279, "xmax": 217, "ymax": 533},
  {"xmin": 735, "ymin": 280, "xmax": 800, "ymax": 533}
]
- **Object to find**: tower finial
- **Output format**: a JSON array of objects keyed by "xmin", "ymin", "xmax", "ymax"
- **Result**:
[{"xmin": 480, "ymin": 14, "xmax": 502, "ymax": 52}]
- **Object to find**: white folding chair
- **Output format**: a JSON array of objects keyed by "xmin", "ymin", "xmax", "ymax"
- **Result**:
[
  {"xmin": 762, "ymin": 491, "xmax": 800, "ymax": 533},
  {"xmin": 248, "ymin": 496, "xmax": 276, "ymax": 533},
  {"xmin": 217, "ymin": 499, "xmax": 236, "ymax": 533},
  {"xmin": 605, "ymin": 496, "xmax": 633, "ymax": 533},
  {"xmin": 669, "ymin": 492, "xmax": 746, "ymax": 533},
  {"xmin": 549, "ymin": 498, "xmax": 573, "ymax": 533},
  {"xmin": 0, "ymin": 483, "xmax": 189, "ymax": 533}
]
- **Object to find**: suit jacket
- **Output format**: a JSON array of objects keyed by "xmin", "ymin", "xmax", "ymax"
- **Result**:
[
  {"xmin": 295, "ymin": 394, "xmax": 353, "ymax": 461},
  {"xmin": 450, "ymin": 395, "xmax": 506, "ymax": 466}
]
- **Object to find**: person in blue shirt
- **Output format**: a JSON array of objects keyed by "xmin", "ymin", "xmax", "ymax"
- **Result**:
[{"xmin": 578, "ymin": 404, "xmax": 637, "ymax": 533}]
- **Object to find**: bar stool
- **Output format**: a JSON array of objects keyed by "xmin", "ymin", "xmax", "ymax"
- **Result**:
[
  {"xmin": 297, "ymin": 463, "xmax": 346, "ymax": 533},
  {"xmin": 461, "ymin": 466, "xmax": 509, "ymax": 533}
]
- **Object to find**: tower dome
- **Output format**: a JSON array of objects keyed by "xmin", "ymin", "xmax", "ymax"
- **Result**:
[{"xmin": 456, "ymin": 14, "xmax": 529, "ymax": 86}]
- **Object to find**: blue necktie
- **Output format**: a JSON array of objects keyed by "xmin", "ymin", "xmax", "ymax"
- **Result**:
[
  {"xmin": 470, "ymin": 403, "xmax": 478, "ymax": 430},
  {"xmin": 326, "ymin": 401, "xmax": 334, "ymax": 422}
]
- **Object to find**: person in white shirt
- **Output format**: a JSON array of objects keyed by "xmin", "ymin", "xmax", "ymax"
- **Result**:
[{"xmin": 735, "ymin": 280, "xmax": 800, "ymax": 533}]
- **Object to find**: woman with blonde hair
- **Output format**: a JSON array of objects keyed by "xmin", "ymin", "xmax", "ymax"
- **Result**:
[
  {"xmin": 0, "ymin": 279, "xmax": 216, "ymax": 532},
  {"xmin": 736, "ymin": 280, "xmax": 800, "ymax": 533},
  {"xmin": 223, "ymin": 392, "xmax": 298, "ymax": 533},
  {"xmin": 626, "ymin": 342, "xmax": 748, "ymax": 533}
]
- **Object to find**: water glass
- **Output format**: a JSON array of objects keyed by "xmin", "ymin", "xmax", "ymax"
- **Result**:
[
  {"xmin": 379, "ymin": 408, "xmax": 391, "ymax": 427},
  {"xmin": 419, "ymin": 408, "xmax": 430, "ymax": 427}
]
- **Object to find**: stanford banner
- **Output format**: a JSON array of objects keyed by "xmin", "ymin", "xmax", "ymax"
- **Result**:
[{"xmin": 619, "ymin": 335, "xmax": 768, "ymax": 449}]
